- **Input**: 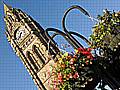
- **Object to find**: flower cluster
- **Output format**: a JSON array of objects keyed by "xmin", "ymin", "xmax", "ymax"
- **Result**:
[
  {"xmin": 89, "ymin": 10, "xmax": 120, "ymax": 86},
  {"xmin": 50, "ymin": 48, "xmax": 94, "ymax": 90},
  {"xmin": 90, "ymin": 10, "xmax": 120, "ymax": 49}
]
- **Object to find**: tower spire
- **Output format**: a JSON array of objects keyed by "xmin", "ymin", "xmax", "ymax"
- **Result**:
[{"xmin": 3, "ymin": 2, "xmax": 12, "ymax": 15}]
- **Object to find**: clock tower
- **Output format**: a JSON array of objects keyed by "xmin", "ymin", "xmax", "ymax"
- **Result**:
[{"xmin": 4, "ymin": 3, "xmax": 60, "ymax": 90}]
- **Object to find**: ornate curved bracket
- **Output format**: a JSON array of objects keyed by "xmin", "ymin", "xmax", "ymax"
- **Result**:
[
  {"xmin": 44, "ymin": 5, "xmax": 120, "ymax": 90},
  {"xmin": 62, "ymin": 5, "xmax": 91, "ymax": 49},
  {"xmin": 45, "ymin": 5, "xmax": 92, "ymax": 50}
]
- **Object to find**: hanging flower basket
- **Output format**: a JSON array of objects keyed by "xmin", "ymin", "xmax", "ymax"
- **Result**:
[
  {"xmin": 89, "ymin": 9, "xmax": 120, "ymax": 86},
  {"xmin": 45, "ymin": 6, "xmax": 120, "ymax": 89},
  {"xmin": 50, "ymin": 48, "xmax": 94, "ymax": 90},
  {"xmin": 90, "ymin": 10, "xmax": 120, "ymax": 50}
]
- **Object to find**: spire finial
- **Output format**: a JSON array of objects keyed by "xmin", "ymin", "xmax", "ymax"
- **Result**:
[{"xmin": 3, "ymin": 2, "xmax": 12, "ymax": 15}]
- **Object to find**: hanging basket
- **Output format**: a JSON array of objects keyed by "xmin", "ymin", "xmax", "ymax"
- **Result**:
[
  {"xmin": 45, "ymin": 6, "xmax": 120, "ymax": 90},
  {"xmin": 50, "ymin": 48, "xmax": 95, "ymax": 90},
  {"xmin": 90, "ymin": 10, "xmax": 120, "ymax": 50},
  {"xmin": 89, "ymin": 10, "xmax": 120, "ymax": 88}
]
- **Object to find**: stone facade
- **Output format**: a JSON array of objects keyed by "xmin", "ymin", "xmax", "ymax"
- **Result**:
[{"xmin": 4, "ymin": 3, "xmax": 60, "ymax": 90}]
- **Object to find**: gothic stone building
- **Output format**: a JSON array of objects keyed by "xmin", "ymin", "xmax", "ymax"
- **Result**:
[{"xmin": 4, "ymin": 3, "xmax": 60, "ymax": 90}]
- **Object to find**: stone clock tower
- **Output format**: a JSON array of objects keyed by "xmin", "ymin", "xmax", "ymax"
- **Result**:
[{"xmin": 4, "ymin": 3, "xmax": 60, "ymax": 90}]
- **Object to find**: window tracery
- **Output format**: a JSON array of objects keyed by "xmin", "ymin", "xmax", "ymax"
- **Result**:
[
  {"xmin": 26, "ymin": 51, "xmax": 39, "ymax": 72},
  {"xmin": 33, "ymin": 45, "xmax": 45, "ymax": 66}
]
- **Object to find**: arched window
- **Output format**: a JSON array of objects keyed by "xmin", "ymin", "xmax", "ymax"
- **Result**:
[
  {"xmin": 33, "ymin": 45, "xmax": 45, "ymax": 65},
  {"xmin": 8, "ymin": 15, "xmax": 14, "ymax": 22},
  {"xmin": 26, "ymin": 51, "xmax": 39, "ymax": 72}
]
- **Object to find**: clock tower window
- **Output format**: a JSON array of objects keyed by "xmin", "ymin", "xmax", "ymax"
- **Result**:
[
  {"xmin": 28, "ymin": 23, "xmax": 35, "ymax": 30},
  {"xmin": 26, "ymin": 51, "xmax": 39, "ymax": 72},
  {"xmin": 8, "ymin": 15, "xmax": 14, "ymax": 22},
  {"xmin": 33, "ymin": 45, "xmax": 45, "ymax": 66}
]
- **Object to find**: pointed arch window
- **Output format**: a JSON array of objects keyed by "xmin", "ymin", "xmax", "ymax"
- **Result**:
[
  {"xmin": 26, "ymin": 51, "xmax": 39, "ymax": 72},
  {"xmin": 33, "ymin": 45, "xmax": 45, "ymax": 66},
  {"xmin": 8, "ymin": 15, "xmax": 14, "ymax": 22}
]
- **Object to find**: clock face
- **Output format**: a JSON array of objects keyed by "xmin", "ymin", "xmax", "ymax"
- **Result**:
[{"xmin": 15, "ymin": 28, "xmax": 26, "ymax": 40}]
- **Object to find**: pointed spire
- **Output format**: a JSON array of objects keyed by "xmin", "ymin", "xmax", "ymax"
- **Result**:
[{"xmin": 3, "ymin": 2, "xmax": 12, "ymax": 15}]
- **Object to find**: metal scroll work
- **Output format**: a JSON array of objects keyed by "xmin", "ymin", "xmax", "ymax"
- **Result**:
[
  {"xmin": 45, "ymin": 5, "xmax": 120, "ymax": 90},
  {"xmin": 45, "ymin": 5, "xmax": 91, "ymax": 50}
]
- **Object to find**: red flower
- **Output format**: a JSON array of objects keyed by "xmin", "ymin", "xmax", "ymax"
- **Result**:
[
  {"xmin": 58, "ymin": 73, "xmax": 62, "ymax": 78},
  {"xmin": 78, "ymin": 48, "xmax": 85, "ymax": 52},
  {"xmin": 57, "ymin": 73, "xmax": 63, "ymax": 83},
  {"xmin": 58, "ymin": 77, "xmax": 63, "ymax": 83},
  {"xmin": 87, "ymin": 55, "xmax": 93, "ymax": 60},
  {"xmin": 87, "ymin": 48, "xmax": 92, "ymax": 51},
  {"xmin": 53, "ymin": 80, "xmax": 57, "ymax": 84},
  {"xmin": 85, "ymin": 60, "xmax": 89, "ymax": 65},
  {"xmin": 82, "ymin": 51, "xmax": 91, "ymax": 55}
]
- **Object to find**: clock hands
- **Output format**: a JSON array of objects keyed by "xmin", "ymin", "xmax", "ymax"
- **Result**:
[
  {"xmin": 18, "ymin": 32, "xmax": 22, "ymax": 40},
  {"xmin": 16, "ymin": 28, "xmax": 26, "ymax": 40}
]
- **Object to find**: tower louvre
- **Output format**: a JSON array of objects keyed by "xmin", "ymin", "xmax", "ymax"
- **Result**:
[{"xmin": 4, "ymin": 3, "xmax": 60, "ymax": 90}]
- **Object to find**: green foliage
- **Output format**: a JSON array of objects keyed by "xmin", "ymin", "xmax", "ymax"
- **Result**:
[
  {"xmin": 90, "ymin": 10, "xmax": 120, "ymax": 49},
  {"xmin": 50, "ymin": 48, "xmax": 94, "ymax": 90}
]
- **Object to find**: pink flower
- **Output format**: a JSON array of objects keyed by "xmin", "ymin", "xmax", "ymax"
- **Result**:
[
  {"xmin": 53, "ymin": 84, "xmax": 57, "ymax": 88},
  {"xmin": 73, "ymin": 72, "xmax": 79, "ymax": 79},
  {"xmin": 68, "ymin": 73, "xmax": 73, "ymax": 78},
  {"xmin": 55, "ymin": 88, "xmax": 59, "ymax": 90},
  {"xmin": 87, "ymin": 55, "xmax": 91, "ymax": 59},
  {"xmin": 85, "ymin": 60, "xmax": 89, "ymax": 65},
  {"xmin": 47, "ymin": 71, "xmax": 50, "ymax": 76},
  {"xmin": 70, "ymin": 58, "xmax": 74, "ymax": 64},
  {"xmin": 57, "ymin": 73, "xmax": 63, "ymax": 83},
  {"xmin": 53, "ymin": 80, "xmax": 57, "ymax": 89},
  {"xmin": 58, "ymin": 73, "xmax": 62, "ymax": 78},
  {"xmin": 53, "ymin": 80, "xmax": 57, "ymax": 84},
  {"xmin": 71, "ymin": 66, "xmax": 75, "ymax": 70},
  {"xmin": 58, "ymin": 77, "xmax": 63, "ymax": 83}
]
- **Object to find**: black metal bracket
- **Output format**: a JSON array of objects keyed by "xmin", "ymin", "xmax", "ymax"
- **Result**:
[{"xmin": 44, "ymin": 5, "xmax": 120, "ymax": 90}]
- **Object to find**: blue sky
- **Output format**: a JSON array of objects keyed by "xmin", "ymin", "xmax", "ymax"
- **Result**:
[{"xmin": 0, "ymin": 0, "xmax": 120, "ymax": 90}]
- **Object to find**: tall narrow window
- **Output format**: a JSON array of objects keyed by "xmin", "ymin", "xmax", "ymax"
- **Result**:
[
  {"xmin": 33, "ymin": 45, "xmax": 45, "ymax": 65},
  {"xmin": 8, "ymin": 15, "xmax": 13, "ymax": 21},
  {"xmin": 8, "ymin": 15, "xmax": 14, "ymax": 22},
  {"xmin": 27, "ymin": 51, "xmax": 39, "ymax": 72}
]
